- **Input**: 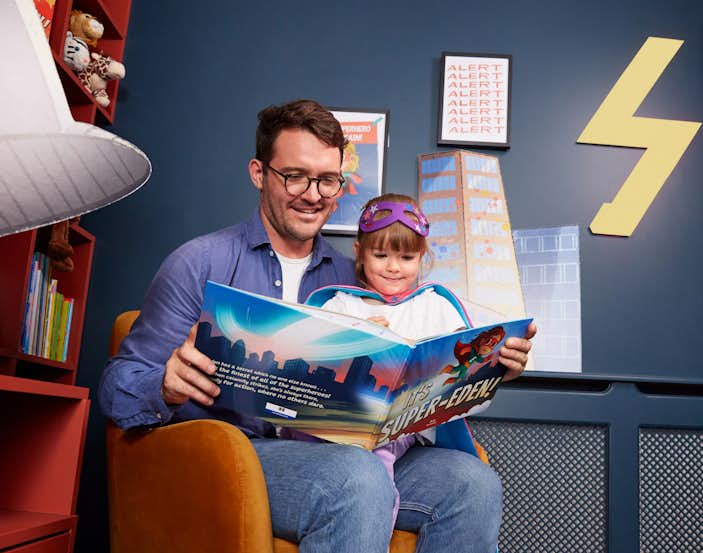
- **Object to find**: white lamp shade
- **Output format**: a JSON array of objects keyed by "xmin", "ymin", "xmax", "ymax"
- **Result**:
[{"xmin": 0, "ymin": 0, "xmax": 151, "ymax": 237}]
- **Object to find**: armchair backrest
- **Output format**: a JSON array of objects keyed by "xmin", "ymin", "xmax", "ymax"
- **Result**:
[{"xmin": 109, "ymin": 310, "xmax": 140, "ymax": 356}]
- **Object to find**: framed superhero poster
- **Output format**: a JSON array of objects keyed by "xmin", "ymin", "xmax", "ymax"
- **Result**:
[{"xmin": 324, "ymin": 108, "xmax": 389, "ymax": 234}]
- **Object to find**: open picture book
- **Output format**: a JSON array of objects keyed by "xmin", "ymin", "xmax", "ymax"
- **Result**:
[{"xmin": 196, "ymin": 280, "xmax": 533, "ymax": 450}]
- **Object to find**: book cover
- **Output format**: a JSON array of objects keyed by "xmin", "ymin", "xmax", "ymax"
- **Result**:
[
  {"xmin": 33, "ymin": 0, "xmax": 55, "ymax": 40},
  {"xmin": 21, "ymin": 256, "xmax": 40, "ymax": 353},
  {"xmin": 50, "ymin": 292, "xmax": 63, "ymax": 360},
  {"xmin": 55, "ymin": 298, "xmax": 70, "ymax": 362},
  {"xmin": 196, "ymin": 281, "xmax": 532, "ymax": 449},
  {"xmin": 27, "ymin": 254, "xmax": 42, "ymax": 354},
  {"xmin": 32, "ymin": 254, "xmax": 49, "ymax": 355},
  {"xmin": 42, "ymin": 279, "xmax": 57, "ymax": 358},
  {"xmin": 33, "ymin": 254, "xmax": 49, "ymax": 356},
  {"xmin": 61, "ymin": 299, "xmax": 74, "ymax": 362}
]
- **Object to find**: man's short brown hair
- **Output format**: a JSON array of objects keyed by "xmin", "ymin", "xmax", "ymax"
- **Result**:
[{"xmin": 256, "ymin": 99, "xmax": 347, "ymax": 165}]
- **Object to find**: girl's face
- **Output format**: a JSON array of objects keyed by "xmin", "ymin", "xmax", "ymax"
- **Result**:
[{"xmin": 355, "ymin": 242, "xmax": 422, "ymax": 297}]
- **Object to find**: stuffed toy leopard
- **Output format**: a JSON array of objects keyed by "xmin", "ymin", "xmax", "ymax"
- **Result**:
[{"xmin": 77, "ymin": 52, "xmax": 125, "ymax": 107}]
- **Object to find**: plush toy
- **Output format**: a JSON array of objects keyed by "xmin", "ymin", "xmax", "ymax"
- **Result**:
[
  {"xmin": 77, "ymin": 52, "xmax": 125, "ymax": 107},
  {"xmin": 67, "ymin": 10, "xmax": 127, "ymax": 108},
  {"xmin": 47, "ymin": 219, "xmax": 75, "ymax": 272},
  {"xmin": 69, "ymin": 9, "xmax": 104, "ymax": 48},
  {"xmin": 63, "ymin": 31, "xmax": 90, "ymax": 72},
  {"xmin": 37, "ymin": 217, "xmax": 81, "ymax": 272}
]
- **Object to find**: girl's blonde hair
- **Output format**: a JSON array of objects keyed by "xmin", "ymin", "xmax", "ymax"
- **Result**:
[{"xmin": 355, "ymin": 193, "xmax": 432, "ymax": 286}]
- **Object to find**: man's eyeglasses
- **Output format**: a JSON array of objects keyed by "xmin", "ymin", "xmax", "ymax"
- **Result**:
[{"xmin": 265, "ymin": 163, "xmax": 344, "ymax": 198}]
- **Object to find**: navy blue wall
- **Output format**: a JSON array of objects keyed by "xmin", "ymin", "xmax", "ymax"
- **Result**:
[{"xmin": 74, "ymin": 1, "xmax": 703, "ymax": 550}]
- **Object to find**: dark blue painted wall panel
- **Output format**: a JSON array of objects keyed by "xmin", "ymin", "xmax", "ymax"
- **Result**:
[{"xmin": 73, "ymin": 1, "xmax": 703, "ymax": 550}]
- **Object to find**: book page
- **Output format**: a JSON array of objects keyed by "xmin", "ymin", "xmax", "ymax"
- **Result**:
[{"xmin": 226, "ymin": 285, "xmax": 409, "ymax": 345}]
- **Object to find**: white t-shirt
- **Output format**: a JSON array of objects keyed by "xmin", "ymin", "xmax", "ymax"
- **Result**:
[
  {"xmin": 275, "ymin": 252, "xmax": 312, "ymax": 303},
  {"xmin": 320, "ymin": 288, "xmax": 467, "ymax": 341}
]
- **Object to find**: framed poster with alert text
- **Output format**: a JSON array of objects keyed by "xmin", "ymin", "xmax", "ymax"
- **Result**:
[{"xmin": 438, "ymin": 52, "xmax": 512, "ymax": 149}]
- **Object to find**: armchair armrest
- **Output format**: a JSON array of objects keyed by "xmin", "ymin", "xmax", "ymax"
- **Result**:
[{"xmin": 106, "ymin": 419, "xmax": 274, "ymax": 553}]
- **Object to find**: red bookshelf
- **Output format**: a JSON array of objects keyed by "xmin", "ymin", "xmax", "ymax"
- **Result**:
[
  {"xmin": 0, "ymin": 376, "xmax": 89, "ymax": 552},
  {"xmin": 0, "ymin": 223, "xmax": 93, "ymax": 553},
  {"xmin": 0, "ymin": 223, "xmax": 95, "ymax": 384}
]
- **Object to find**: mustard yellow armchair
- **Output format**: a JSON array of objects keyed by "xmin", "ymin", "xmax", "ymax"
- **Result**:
[{"xmin": 106, "ymin": 310, "xmax": 418, "ymax": 553}]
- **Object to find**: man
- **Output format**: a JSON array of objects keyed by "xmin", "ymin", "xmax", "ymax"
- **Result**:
[{"xmin": 100, "ymin": 99, "xmax": 536, "ymax": 552}]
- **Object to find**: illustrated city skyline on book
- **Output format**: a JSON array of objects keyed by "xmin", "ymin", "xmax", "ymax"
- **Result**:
[{"xmin": 196, "ymin": 281, "xmax": 532, "ymax": 449}]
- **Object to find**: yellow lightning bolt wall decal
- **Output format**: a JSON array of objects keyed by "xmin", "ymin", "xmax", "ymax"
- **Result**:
[{"xmin": 578, "ymin": 37, "xmax": 701, "ymax": 236}]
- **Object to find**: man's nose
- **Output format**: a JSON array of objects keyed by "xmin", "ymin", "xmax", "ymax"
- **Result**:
[{"xmin": 300, "ymin": 179, "xmax": 323, "ymax": 202}]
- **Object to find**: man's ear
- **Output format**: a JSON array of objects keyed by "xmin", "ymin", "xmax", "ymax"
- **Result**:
[{"xmin": 249, "ymin": 158, "xmax": 264, "ymax": 191}]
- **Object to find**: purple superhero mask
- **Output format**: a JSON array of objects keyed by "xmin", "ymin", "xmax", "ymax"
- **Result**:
[{"xmin": 358, "ymin": 201, "xmax": 430, "ymax": 237}]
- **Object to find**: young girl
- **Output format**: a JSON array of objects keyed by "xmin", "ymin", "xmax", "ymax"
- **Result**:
[
  {"xmin": 313, "ymin": 193, "xmax": 470, "ymax": 341},
  {"xmin": 305, "ymin": 193, "xmax": 489, "ymax": 523}
]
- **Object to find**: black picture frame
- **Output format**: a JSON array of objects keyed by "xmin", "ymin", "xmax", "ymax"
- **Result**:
[{"xmin": 437, "ymin": 52, "xmax": 512, "ymax": 149}]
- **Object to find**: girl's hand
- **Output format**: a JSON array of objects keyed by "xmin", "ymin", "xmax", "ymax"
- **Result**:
[
  {"xmin": 367, "ymin": 316, "xmax": 390, "ymax": 327},
  {"xmin": 499, "ymin": 322, "xmax": 537, "ymax": 381}
]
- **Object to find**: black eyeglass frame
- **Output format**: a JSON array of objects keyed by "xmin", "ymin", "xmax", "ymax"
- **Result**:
[{"xmin": 264, "ymin": 163, "xmax": 345, "ymax": 198}]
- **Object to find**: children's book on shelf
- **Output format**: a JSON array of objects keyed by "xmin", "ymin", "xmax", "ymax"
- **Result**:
[
  {"xmin": 33, "ymin": 0, "xmax": 55, "ymax": 39},
  {"xmin": 21, "ymin": 252, "xmax": 73, "ymax": 361},
  {"xmin": 196, "ymin": 281, "xmax": 533, "ymax": 450}
]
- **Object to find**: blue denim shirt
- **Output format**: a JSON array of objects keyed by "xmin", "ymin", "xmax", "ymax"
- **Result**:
[{"xmin": 99, "ymin": 211, "xmax": 356, "ymax": 431}]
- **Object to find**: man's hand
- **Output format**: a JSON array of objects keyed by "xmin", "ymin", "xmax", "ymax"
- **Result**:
[
  {"xmin": 499, "ymin": 322, "xmax": 537, "ymax": 382},
  {"xmin": 162, "ymin": 323, "xmax": 221, "ymax": 406}
]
